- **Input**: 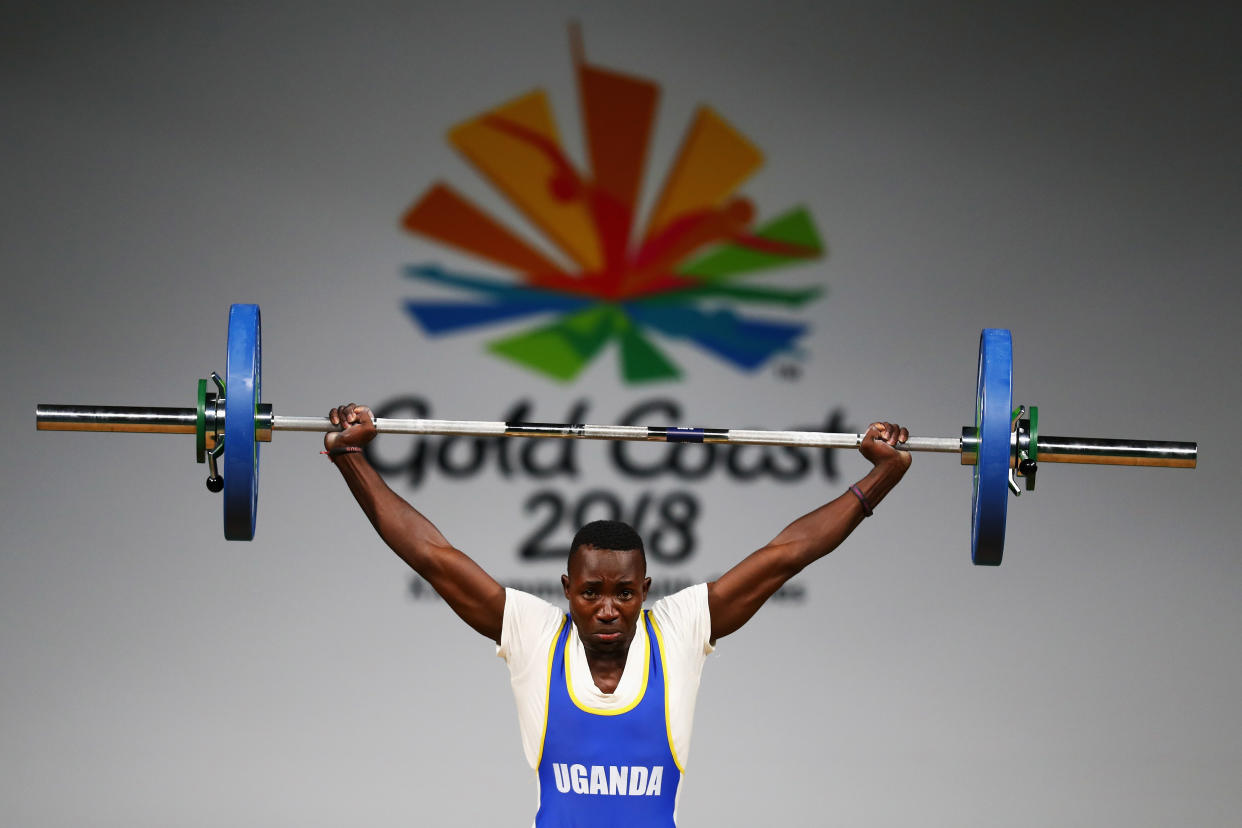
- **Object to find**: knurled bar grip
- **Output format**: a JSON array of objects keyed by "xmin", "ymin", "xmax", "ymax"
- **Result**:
[
  {"xmin": 277, "ymin": 415, "xmax": 964, "ymax": 452},
  {"xmin": 34, "ymin": 405, "xmax": 1196, "ymax": 467}
]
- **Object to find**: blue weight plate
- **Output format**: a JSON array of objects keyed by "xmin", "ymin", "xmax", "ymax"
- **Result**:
[
  {"xmin": 971, "ymin": 328, "xmax": 1012, "ymax": 565},
  {"xmin": 224, "ymin": 304, "xmax": 261, "ymax": 540}
]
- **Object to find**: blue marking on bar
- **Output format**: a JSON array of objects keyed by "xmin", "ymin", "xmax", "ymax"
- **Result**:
[{"xmin": 665, "ymin": 428, "xmax": 706, "ymax": 443}]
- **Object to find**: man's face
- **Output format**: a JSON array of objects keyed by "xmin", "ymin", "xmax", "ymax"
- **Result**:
[{"xmin": 561, "ymin": 546, "xmax": 651, "ymax": 657}]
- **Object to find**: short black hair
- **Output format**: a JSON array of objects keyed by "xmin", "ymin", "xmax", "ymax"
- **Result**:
[{"xmin": 568, "ymin": 520, "xmax": 646, "ymax": 572}]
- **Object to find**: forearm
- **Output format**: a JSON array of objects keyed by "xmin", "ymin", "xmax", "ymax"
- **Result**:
[{"xmin": 769, "ymin": 460, "xmax": 906, "ymax": 570}]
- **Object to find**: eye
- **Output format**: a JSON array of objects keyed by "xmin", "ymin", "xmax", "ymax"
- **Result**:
[
  {"xmin": 619, "ymin": 589, "xmax": 634, "ymax": 600},
  {"xmin": 583, "ymin": 588, "xmax": 598, "ymax": 599}
]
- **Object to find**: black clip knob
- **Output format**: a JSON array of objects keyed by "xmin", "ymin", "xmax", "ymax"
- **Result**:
[
  {"xmin": 205, "ymin": 434, "xmax": 224, "ymax": 493},
  {"xmin": 1018, "ymin": 458, "xmax": 1037, "ymax": 491}
]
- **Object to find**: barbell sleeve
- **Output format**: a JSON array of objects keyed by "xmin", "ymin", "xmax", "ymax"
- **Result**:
[
  {"xmin": 35, "ymin": 405, "xmax": 199, "ymax": 435},
  {"xmin": 1034, "ymin": 435, "xmax": 1198, "ymax": 468}
]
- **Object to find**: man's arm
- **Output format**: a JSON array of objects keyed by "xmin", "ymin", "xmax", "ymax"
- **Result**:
[
  {"xmin": 326, "ymin": 403, "xmax": 505, "ymax": 642},
  {"xmin": 706, "ymin": 421, "xmax": 911, "ymax": 641}
]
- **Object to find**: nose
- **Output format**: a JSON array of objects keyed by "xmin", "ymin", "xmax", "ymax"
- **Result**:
[{"xmin": 597, "ymin": 599, "xmax": 620, "ymax": 623}]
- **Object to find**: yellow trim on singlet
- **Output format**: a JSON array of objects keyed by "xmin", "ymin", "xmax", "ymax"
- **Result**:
[
  {"xmin": 564, "ymin": 614, "xmax": 650, "ymax": 715},
  {"xmin": 648, "ymin": 612, "xmax": 685, "ymax": 773},
  {"xmin": 535, "ymin": 615, "xmax": 567, "ymax": 768}
]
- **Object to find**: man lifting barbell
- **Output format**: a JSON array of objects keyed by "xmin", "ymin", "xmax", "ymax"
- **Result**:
[
  {"xmin": 325, "ymin": 402, "xmax": 911, "ymax": 827},
  {"xmin": 29, "ymin": 305, "xmax": 1200, "ymax": 823}
]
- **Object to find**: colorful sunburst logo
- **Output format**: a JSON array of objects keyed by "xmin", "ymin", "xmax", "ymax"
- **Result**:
[{"xmin": 400, "ymin": 29, "xmax": 826, "ymax": 383}]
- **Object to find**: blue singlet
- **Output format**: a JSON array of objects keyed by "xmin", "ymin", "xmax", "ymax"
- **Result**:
[{"xmin": 534, "ymin": 611, "xmax": 682, "ymax": 827}]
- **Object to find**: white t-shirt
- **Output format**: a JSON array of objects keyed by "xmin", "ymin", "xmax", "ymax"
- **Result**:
[{"xmin": 497, "ymin": 584, "xmax": 715, "ymax": 770}]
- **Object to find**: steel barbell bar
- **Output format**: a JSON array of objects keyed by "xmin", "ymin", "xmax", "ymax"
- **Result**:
[{"xmin": 34, "ymin": 405, "xmax": 1196, "ymax": 461}]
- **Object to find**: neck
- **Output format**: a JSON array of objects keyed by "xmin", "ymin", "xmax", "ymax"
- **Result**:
[
  {"xmin": 583, "ymin": 642, "xmax": 630, "ymax": 668},
  {"xmin": 583, "ymin": 646, "xmax": 628, "ymax": 694},
  {"xmin": 579, "ymin": 622, "xmax": 642, "ymax": 694}
]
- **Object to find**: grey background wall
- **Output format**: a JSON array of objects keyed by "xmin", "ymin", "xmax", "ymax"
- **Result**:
[{"xmin": 3, "ymin": 2, "xmax": 1239, "ymax": 825}]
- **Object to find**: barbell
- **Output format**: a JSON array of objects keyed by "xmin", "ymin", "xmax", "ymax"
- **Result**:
[{"xmin": 36, "ymin": 304, "xmax": 1197, "ymax": 564}]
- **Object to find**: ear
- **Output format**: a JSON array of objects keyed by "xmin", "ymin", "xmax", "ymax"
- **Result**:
[
  {"xmin": 561, "ymin": 573, "xmax": 571, "ymax": 600},
  {"xmin": 641, "ymin": 576, "xmax": 652, "ymax": 600}
]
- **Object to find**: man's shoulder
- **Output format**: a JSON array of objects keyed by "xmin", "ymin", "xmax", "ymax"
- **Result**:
[
  {"xmin": 650, "ymin": 582, "xmax": 708, "ymax": 615},
  {"xmin": 499, "ymin": 588, "xmax": 567, "ymax": 665},
  {"xmin": 506, "ymin": 586, "xmax": 562, "ymax": 613},
  {"xmin": 505, "ymin": 587, "xmax": 567, "ymax": 631},
  {"xmin": 649, "ymin": 583, "xmax": 710, "ymax": 644}
]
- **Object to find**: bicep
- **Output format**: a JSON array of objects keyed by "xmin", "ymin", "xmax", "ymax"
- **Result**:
[
  {"xmin": 707, "ymin": 542, "xmax": 801, "ymax": 640},
  {"xmin": 416, "ymin": 544, "xmax": 507, "ymax": 642}
]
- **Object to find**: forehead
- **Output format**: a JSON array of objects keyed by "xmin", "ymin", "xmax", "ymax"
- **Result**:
[{"xmin": 568, "ymin": 546, "xmax": 645, "ymax": 581}]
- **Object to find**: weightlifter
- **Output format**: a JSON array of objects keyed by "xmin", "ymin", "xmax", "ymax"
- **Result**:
[{"xmin": 326, "ymin": 403, "xmax": 911, "ymax": 826}]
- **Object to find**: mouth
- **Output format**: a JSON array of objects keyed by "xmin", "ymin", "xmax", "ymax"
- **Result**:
[{"xmin": 593, "ymin": 631, "xmax": 624, "ymax": 643}]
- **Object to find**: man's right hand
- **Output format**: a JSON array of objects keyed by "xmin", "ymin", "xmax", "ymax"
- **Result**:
[
  {"xmin": 325, "ymin": 403, "xmax": 377, "ymax": 451},
  {"xmin": 859, "ymin": 421, "xmax": 912, "ymax": 474}
]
